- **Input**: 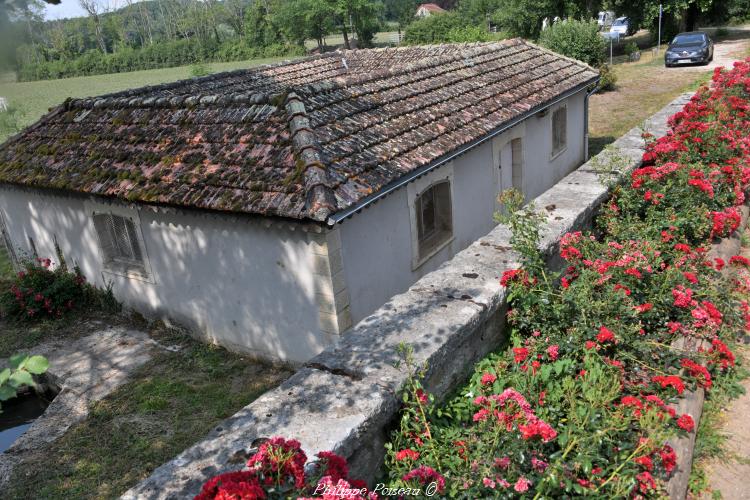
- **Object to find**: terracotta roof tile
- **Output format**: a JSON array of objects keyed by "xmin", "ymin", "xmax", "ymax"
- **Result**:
[{"xmin": 0, "ymin": 39, "xmax": 598, "ymax": 222}]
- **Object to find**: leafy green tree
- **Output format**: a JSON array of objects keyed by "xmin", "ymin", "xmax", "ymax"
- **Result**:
[
  {"xmin": 446, "ymin": 24, "xmax": 492, "ymax": 41},
  {"xmin": 329, "ymin": 0, "xmax": 382, "ymax": 48},
  {"xmin": 272, "ymin": 0, "xmax": 308, "ymax": 45},
  {"xmin": 223, "ymin": 0, "xmax": 250, "ymax": 37},
  {"xmin": 604, "ymin": 0, "xmax": 746, "ymax": 34},
  {"xmin": 459, "ymin": 0, "xmax": 502, "ymax": 31},
  {"xmin": 387, "ymin": 0, "xmax": 419, "ymax": 34},
  {"xmin": 491, "ymin": 0, "xmax": 565, "ymax": 38},
  {"xmin": 245, "ymin": 1, "xmax": 283, "ymax": 47},
  {"xmin": 300, "ymin": 0, "xmax": 336, "ymax": 49},
  {"xmin": 349, "ymin": 0, "xmax": 382, "ymax": 47}
]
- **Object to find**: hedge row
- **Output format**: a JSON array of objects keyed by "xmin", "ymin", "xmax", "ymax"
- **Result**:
[{"xmin": 16, "ymin": 40, "xmax": 305, "ymax": 82}]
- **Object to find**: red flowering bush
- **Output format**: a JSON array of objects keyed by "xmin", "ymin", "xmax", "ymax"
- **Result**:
[
  {"xmin": 0, "ymin": 257, "xmax": 121, "ymax": 322},
  {"xmin": 385, "ymin": 59, "xmax": 750, "ymax": 497},
  {"xmin": 195, "ymin": 438, "xmax": 374, "ymax": 500},
  {"xmin": 0, "ymin": 257, "xmax": 94, "ymax": 321}
]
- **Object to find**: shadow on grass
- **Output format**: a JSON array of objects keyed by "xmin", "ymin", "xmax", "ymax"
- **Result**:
[{"xmin": 589, "ymin": 136, "xmax": 616, "ymax": 158}]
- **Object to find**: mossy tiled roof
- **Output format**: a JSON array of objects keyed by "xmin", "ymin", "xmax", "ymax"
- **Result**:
[{"xmin": 0, "ymin": 39, "xmax": 598, "ymax": 222}]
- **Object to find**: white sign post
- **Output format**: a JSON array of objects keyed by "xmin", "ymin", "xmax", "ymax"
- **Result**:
[{"xmin": 657, "ymin": 4, "xmax": 663, "ymax": 54}]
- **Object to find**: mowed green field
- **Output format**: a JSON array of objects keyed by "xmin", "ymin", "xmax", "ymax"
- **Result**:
[{"xmin": 0, "ymin": 57, "xmax": 290, "ymax": 142}]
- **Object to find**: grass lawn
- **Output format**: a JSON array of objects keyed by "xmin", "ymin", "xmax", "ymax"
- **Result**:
[
  {"xmin": 0, "ymin": 311, "xmax": 134, "ymax": 359},
  {"xmin": 2, "ymin": 322, "xmax": 292, "ymax": 499},
  {"xmin": 588, "ymin": 54, "xmax": 712, "ymax": 156},
  {"xmin": 0, "ymin": 56, "xmax": 290, "ymax": 143},
  {"xmin": 305, "ymin": 30, "xmax": 400, "ymax": 50}
]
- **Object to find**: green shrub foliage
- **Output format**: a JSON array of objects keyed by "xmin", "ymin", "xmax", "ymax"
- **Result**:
[
  {"xmin": 598, "ymin": 63, "xmax": 617, "ymax": 91},
  {"xmin": 538, "ymin": 19, "xmax": 605, "ymax": 67}
]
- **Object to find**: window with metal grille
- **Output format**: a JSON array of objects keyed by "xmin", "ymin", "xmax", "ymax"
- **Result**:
[
  {"xmin": 93, "ymin": 213, "xmax": 145, "ymax": 271},
  {"xmin": 415, "ymin": 181, "xmax": 452, "ymax": 262},
  {"xmin": 552, "ymin": 106, "xmax": 567, "ymax": 156}
]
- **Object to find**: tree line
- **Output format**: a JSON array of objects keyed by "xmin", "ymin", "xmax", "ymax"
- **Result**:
[
  {"xmin": 1, "ymin": 0, "xmax": 748, "ymax": 82},
  {"xmin": 404, "ymin": 0, "xmax": 750, "ymax": 45},
  {"xmin": 2, "ymin": 0, "xmax": 400, "ymax": 81}
]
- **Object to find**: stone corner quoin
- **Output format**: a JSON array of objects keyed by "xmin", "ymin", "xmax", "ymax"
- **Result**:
[{"xmin": 120, "ymin": 93, "xmax": 694, "ymax": 500}]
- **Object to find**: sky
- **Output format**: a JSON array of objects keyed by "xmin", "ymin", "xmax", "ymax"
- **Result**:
[{"xmin": 44, "ymin": 0, "xmax": 106, "ymax": 20}]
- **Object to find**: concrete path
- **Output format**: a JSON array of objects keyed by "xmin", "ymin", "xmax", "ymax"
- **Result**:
[{"xmin": 0, "ymin": 325, "xmax": 157, "ymax": 489}]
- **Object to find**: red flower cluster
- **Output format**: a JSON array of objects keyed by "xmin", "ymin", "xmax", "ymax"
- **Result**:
[
  {"xmin": 394, "ymin": 449, "xmax": 420, "ymax": 462},
  {"xmin": 518, "ymin": 416, "xmax": 557, "ymax": 442},
  {"xmin": 634, "ymin": 443, "xmax": 677, "ymax": 477},
  {"xmin": 512, "ymin": 347, "xmax": 529, "ymax": 364},
  {"xmin": 472, "ymin": 388, "xmax": 557, "ymax": 443},
  {"xmin": 676, "ymin": 414, "xmax": 695, "ymax": 432},
  {"xmin": 500, "ymin": 268, "xmax": 535, "ymax": 287},
  {"xmin": 3, "ymin": 258, "xmax": 92, "ymax": 321},
  {"xmin": 596, "ymin": 326, "xmax": 616, "ymax": 343},
  {"xmin": 196, "ymin": 438, "xmax": 370, "ymax": 500},
  {"xmin": 680, "ymin": 358, "xmax": 712, "ymax": 389},
  {"xmin": 710, "ymin": 207, "xmax": 742, "ymax": 238},
  {"xmin": 195, "ymin": 471, "xmax": 266, "ymax": 500},
  {"xmin": 636, "ymin": 471, "xmax": 657, "ymax": 493},
  {"xmin": 316, "ymin": 451, "xmax": 351, "ymax": 483},
  {"xmin": 672, "ymin": 285, "xmax": 694, "ymax": 308},
  {"xmin": 652, "ymin": 375, "xmax": 685, "ymax": 395},
  {"xmin": 709, "ymin": 338, "xmax": 736, "ymax": 370},
  {"xmin": 546, "ymin": 344, "xmax": 559, "ymax": 361},
  {"xmin": 619, "ymin": 394, "xmax": 676, "ymax": 420},
  {"xmin": 481, "ymin": 372, "xmax": 497, "ymax": 385}
]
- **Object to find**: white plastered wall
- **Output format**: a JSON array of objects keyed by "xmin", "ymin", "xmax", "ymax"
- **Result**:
[{"xmin": 0, "ymin": 187, "xmax": 340, "ymax": 363}]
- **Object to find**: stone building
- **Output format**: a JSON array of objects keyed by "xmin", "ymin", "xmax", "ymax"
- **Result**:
[{"xmin": 0, "ymin": 40, "xmax": 598, "ymax": 362}]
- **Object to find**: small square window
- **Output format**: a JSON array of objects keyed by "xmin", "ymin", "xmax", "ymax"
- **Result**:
[
  {"xmin": 552, "ymin": 106, "xmax": 567, "ymax": 156},
  {"xmin": 93, "ymin": 213, "xmax": 145, "ymax": 273},
  {"xmin": 415, "ymin": 181, "xmax": 452, "ymax": 262}
]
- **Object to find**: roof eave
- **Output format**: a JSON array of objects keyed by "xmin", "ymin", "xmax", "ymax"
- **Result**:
[{"xmin": 325, "ymin": 74, "xmax": 601, "ymax": 226}]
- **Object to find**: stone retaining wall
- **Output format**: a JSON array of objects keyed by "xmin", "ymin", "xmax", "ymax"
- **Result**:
[{"xmin": 122, "ymin": 93, "xmax": 693, "ymax": 499}]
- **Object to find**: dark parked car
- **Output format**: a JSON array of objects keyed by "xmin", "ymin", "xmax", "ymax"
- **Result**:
[{"xmin": 665, "ymin": 31, "xmax": 714, "ymax": 67}]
